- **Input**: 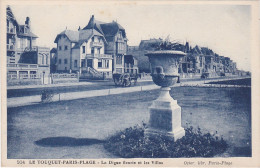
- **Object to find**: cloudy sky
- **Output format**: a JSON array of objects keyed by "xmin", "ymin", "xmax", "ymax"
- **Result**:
[{"xmin": 9, "ymin": 2, "xmax": 251, "ymax": 71}]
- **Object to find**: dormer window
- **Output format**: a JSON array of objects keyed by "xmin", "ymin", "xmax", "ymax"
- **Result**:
[{"xmin": 119, "ymin": 31, "xmax": 122, "ymax": 38}]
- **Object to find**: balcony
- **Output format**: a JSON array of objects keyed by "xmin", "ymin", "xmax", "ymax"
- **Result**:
[
  {"xmin": 7, "ymin": 44, "xmax": 15, "ymax": 51},
  {"xmin": 86, "ymin": 54, "xmax": 112, "ymax": 59},
  {"xmin": 7, "ymin": 63, "xmax": 38, "ymax": 70},
  {"xmin": 7, "ymin": 27, "xmax": 16, "ymax": 34},
  {"xmin": 117, "ymin": 49, "xmax": 125, "ymax": 54},
  {"xmin": 90, "ymin": 42, "xmax": 103, "ymax": 47},
  {"xmin": 117, "ymin": 37, "xmax": 124, "ymax": 41},
  {"xmin": 24, "ymin": 46, "xmax": 38, "ymax": 52}
]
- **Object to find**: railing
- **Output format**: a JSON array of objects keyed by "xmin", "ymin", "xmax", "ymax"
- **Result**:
[
  {"xmin": 117, "ymin": 37, "xmax": 123, "ymax": 41},
  {"xmin": 86, "ymin": 54, "xmax": 112, "ymax": 59},
  {"xmin": 117, "ymin": 49, "xmax": 125, "ymax": 54},
  {"xmin": 51, "ymin": 73, "xmax": 78, "ymax": 78},
  {"xmin": 7, "ymin": 74, "xmax": 41, "ymax": 80},
  {"xmin": 7, "ymin": 44, "xmax": 15, "ymax": 51},
  {"xmin": 90, "ymin": 42, "xmax": 103, "ymax": 47},
  {"xmin": 7, "ymin": 64, "xmax": 38, "ymax": 69},
  {"xmin": 88, "ymin": 67, "xmax": 103, "ymax": 78},
  {"xmin": 124, "ymin": 64, "xmax": 134, "ymax": 68},
  {"xmin": 24, "ymin": 46, "xmax": 38, "ymax": 52},
  {"xmin": 7, "ymin": 27, "xmax": 16, "ymax": 34}
]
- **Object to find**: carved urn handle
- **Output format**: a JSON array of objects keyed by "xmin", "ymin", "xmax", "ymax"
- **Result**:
[{"xmin": 152, "ymin": 66, "xmax": 165, "ymax": 81}]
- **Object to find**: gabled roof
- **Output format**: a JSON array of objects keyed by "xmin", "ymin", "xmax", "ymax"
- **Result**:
[
  {"xmin": 17, "ymin": 30, "xmax": 38, "ymax": 38},
  {"xmin": 50, "ymin": 48, "xmax": 57, "ymax": 53},
  {"xmin": 191, "ymin": 45, "xmax": 202, "ymax": 54},
  {"xmin": 83, "ymin": 15, "xmax": 105, "ymax": 34},
  {"xmin": 79, "ymin": 29, "xmax": 103, "ymax": 41},
  {"xmin": 6, "ymin": 6, "xmax": 19, "ymax": 27},
  {"xmin": 7, "ymin": 6, "xmax": 38, "ymax": 38},
  {"xmin": 100, "ymin": 21, "xmax": 126, "ymax": 37},
  {"xmin": 139, "ymin": 38, "xmax": 163, "ymax": 50},
  {"xmin": 72, "ymin": 29, "xmax": 107, "ymax": 49},
  {"xmin": 54, "ymin": 29, "xmax": 79, "ymax": 43},
  {"xmin": 72, "ymin": 40, "xmax": 85, "ymax": 49},
  {"xmin": 83, "ymin": 15, "xmax": 126, "ymax": 38}
]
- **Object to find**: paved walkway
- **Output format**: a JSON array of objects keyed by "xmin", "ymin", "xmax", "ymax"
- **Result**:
[
  {"xmin": 6, "ymin": 77, "xmax": 249, "ymax": 108},
  {"xmin": 7, "ymin": 78, "xmax": 153, "ymax": 90}
]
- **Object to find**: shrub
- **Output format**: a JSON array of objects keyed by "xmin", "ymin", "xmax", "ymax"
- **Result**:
[
  {"xmin": 41, "ymin": 89, "xmax": 54, "ymax": 102},
  {"xmin": 104, "ymin": 123, "xmax": 228, "ymax": 158}
]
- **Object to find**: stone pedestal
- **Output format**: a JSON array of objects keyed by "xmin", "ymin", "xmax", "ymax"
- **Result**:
[{"xmin": 145, "ymin": 87, "xmax": 185, "ymax": 141}]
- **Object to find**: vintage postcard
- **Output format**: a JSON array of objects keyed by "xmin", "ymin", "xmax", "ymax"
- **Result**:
[{"xmin": 1, "ymin": 0, "xmax": 260, "ymax": 167}]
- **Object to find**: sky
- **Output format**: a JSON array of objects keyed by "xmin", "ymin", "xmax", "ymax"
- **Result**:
[{"xmin": 9, "ymin": 3, "xmax": 251, "ymax": 71}]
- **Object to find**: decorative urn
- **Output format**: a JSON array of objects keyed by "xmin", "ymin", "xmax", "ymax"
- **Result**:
[{"xmin": 145, "ymin": 50, "xmax": 186, "ymax": 141}]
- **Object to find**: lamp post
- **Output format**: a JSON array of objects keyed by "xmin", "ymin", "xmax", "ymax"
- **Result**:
[
  {"xmin": 43, "ymin": 71, "xmax": 45, "ymax": 85},
  {"xmin": 145, "ymin": 50, "xmax": 186, "ymax": 141}
]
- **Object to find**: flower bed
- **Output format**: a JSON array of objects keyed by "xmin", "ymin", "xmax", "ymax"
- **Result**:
[{"xmin": 104, "ymin": 123, "xmax": 228, "ymax": 158}]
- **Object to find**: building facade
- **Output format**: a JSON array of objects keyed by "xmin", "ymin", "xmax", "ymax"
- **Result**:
[
  {"xmin": 54, "ymin": 28, "xmax": 113, "ymax": 77},
  {"xmin": 6, "ymin": 6, "xmax": 50, "ymax": 84},
  {"xmin": 54, "ymin": 15, "xmax": 130, "ymax": 76},
  {"xmin": 128, "ymin": 38, "xmax": 238, "ymax": 77}
]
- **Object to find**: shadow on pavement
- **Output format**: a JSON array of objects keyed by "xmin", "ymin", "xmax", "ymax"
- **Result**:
[{"xmin": 35, "ymin": 137, "xmax": 105, "ymax": 147}]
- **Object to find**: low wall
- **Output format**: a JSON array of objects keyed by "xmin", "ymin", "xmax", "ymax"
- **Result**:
[
  {"xmin": 50, "ymin": 73, "xmax": 79, "ymax": 84},
  {"xmin": 51, "ymin": 78, "xmax": 79, "ymax": 84},
  {"xmin": 7, "ymin": 78, "xmax": 42, "ymax": 86},
  {"xmin": 180, "ymin": 73, "xmax": 201, "ymax": 79}
]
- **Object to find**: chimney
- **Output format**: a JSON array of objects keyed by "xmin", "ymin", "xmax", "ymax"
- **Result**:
[{"xmin": 25, "ymin": 17, "xmax": 30, "ymax": 27}]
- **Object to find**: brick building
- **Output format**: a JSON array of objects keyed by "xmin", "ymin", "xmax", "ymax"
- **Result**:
[{"xmin": 6, "ymin": 6, "xmax": 50, "ymax": 85}]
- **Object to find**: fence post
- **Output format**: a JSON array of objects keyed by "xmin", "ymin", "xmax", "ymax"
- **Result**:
[{"xmin": 77, "ymin": 71, "xmax": 80, "ymax": 82}]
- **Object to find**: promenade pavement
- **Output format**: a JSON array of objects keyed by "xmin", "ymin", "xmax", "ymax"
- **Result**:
[{"xmin": 6, "ymin": 77, "xmax": 249, "ymax": 108}]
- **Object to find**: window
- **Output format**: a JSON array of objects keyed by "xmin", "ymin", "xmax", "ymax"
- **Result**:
[
  {"xmin": 92, "ymin": 37, "xmax": 94, "ymax": 42},
  {"xmin": 119, "ymin": 31, "xmax": 122, "ymax": 38},
  {"xmin": 46, "ymin": 55, "xmax": 48, "ymax": 65},
  {"xmin": 64, "ymin": 59, "xmax": 68, "ymax": 64},
  {"xmin": 74, "ymin": 60, "xmax": 78, "ymax": 67},
  {"xmin": 59, "ymin": 46, "xmax": 62, "ymax": 50},
  {"xmin": 42, "ymin": 55, "xmax": 45, "ymax": 64},
  {"xmin": 81, "ymin": 59, "xmax": 86, "ymax": 67},
  {"xmin": 65, "ymin": 45, "xmax": 68, "ymax": 50},
  {"xmin": 106, "ymin": 60, "xmax": 109, "ymax": 68},
  {"xmin": 98, "ymin": 59, "xmax": 102, "ymax": 68},
  {"xmin": 59, "ymin": 59, "xmax": 61, "ymax": 64},
  {"xmin": 116, "ymin": 56, "xmax": 122, "ymax": 65},
  {"xmin": 97, "ymin": 48, "xmax": 101, "ymax": 54},
  {"xmin": 91, "ymin": 48, "xmax": 94, "ymax": 54},
  {"xmin": 82, "ymin": 46, "xmax": 85, "ymax": 54}
]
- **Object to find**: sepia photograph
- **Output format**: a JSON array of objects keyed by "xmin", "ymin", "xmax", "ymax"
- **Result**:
[{"xmin": 1, "ymin": 0, "xmax": 259, "ymax": 167}]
